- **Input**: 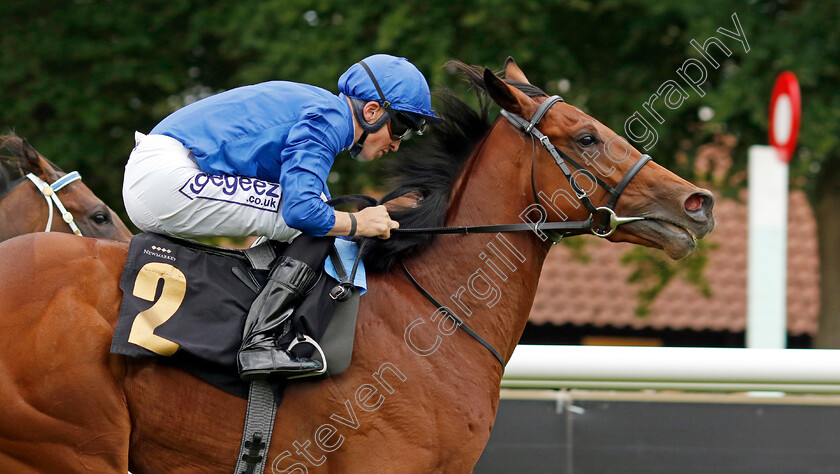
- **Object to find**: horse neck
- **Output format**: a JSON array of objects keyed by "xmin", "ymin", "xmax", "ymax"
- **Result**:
[
  {"xmin": 0, "ymin": 185, "xmax": 45, "ymax": 243},
  {"xmin": 407, "ymin": 122, "xmax": 552, "ymax": 362}
]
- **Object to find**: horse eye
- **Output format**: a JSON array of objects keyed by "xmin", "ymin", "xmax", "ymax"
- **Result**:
[
  {"xmin": 578, "ymin": 135, "xmax": 597, "ymax": 147},
  {"xmin": 92, "ymin": 212, "xmax": 111, "ymax": 225}
]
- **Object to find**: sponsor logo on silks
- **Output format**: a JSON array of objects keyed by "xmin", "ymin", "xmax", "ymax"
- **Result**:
[
  {"xmin": 144, "ymin": 245, "xmax": 176, "ymax": 261},
  {"xmin": 178, "ymin": 173, "xmax": 281, "ymax": 212}
]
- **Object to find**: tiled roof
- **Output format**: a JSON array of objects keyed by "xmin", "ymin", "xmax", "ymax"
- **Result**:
[{"xmin": 530, "ymin": 190, "xmax": 820, "ymax": 335}]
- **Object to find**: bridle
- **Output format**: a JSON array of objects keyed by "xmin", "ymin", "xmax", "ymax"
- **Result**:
[
  {"xmin": 500, "ymin": 95, "xmax": 652, "ymax": 239},
  {"xmin": 24, "ymin": 171, "xmax": 84, "ymax": 236},
  {"xmin": 337, "ymin": 95, "xmax": 654, "ymax": 368},
  {"xmin": 385, "ymin": 95, "xmax": 652, "ymax": 241}
]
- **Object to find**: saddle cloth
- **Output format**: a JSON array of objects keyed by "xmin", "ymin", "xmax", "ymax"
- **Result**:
[{"xmin": 110, "ymin": 233, "xmax": 362, "ymax": 400}]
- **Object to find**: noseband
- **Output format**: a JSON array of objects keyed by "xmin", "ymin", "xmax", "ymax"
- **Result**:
[{"xmin": 25, "ymin": 171, "xmax": 84, "ymax": 236}]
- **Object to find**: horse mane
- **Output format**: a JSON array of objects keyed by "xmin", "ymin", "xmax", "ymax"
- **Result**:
[{"xmin": 361, "ymin": 61, "xmax": 547, "ymax": 272}]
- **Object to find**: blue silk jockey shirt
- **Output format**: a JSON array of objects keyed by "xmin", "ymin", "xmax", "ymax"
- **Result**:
[{"xmin": 150, "ymin": 82, "xmax": 355, "ymax": 236}]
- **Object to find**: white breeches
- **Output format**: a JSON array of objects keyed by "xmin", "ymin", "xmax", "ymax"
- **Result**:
[{"xmin": 122, "ymin": 132, "xmax": 301, "ymax": 242}]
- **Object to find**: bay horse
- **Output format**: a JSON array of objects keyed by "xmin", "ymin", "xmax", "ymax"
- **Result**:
[
  {"xmin": 0, "ymin": 59, "xmax": 713, "ymax": 473},
  {"xmin": 0, "ymin": 133, "xmax": 132, "ymax": 242}
]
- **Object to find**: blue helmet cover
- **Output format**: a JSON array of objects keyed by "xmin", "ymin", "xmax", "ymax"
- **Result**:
[{"xmin": 338, "ymin": 54, "xmax": 442, "ymax": 122}]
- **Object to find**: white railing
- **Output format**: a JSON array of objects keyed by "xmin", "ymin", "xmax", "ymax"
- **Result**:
[{"xmin": 502, "ymin": 345, "xmax": 840, "ymax": 393}]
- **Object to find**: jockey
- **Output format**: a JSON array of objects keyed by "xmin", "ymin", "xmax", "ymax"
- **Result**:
[{"xmin": 123, "ymin": 54, "xmax": 442, "ymax": 380}]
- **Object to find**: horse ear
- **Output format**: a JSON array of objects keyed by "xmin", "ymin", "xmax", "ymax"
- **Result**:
[
  {"xmin": 503, "ymin": 57, "xmax": 530, "ymax": 84},
  {"xmin": 20, "ymin": 139, "xmax": 58, "ymax": 181},
  {"xmin": 483, "ymin": 68, "xmax": 534, "ymax": 116}
]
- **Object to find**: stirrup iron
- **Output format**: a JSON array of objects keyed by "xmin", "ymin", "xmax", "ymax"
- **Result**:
[{"xmin": 286, "ymin": 335, "xmax": 328, "ymax": 379}]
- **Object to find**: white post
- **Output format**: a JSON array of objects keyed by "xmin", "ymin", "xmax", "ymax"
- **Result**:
[{"xmin": 747, "ymin": 145, "xmax": 789, "ymax": 348}]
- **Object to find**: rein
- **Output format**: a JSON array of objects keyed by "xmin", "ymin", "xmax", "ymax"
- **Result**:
[
  {"xmin": 25, "ymin": 171, "xmax": 84, "ymax": 236},
  {"xmin": 336, "ymin": 96, "xmax": 652, "ymax": 368}
]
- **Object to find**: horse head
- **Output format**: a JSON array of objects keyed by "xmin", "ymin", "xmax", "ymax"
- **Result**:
[
  {"xmin": 483, "ymin": 58, "xmax": 714, "ymax": 259},
  {"xmin": 0, "ymin": 133, "xmax": 132, "ymax": 242}
]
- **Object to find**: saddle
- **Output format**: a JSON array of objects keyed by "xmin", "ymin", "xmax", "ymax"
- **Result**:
[{"xmin": 109, "ymin": 232, "xmax": 363, "ymax": 401}]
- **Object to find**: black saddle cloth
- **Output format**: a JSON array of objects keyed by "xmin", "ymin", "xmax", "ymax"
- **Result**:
[{"xmin": 110, "ymin": 233, "xmax": 340, "ymax": 401}]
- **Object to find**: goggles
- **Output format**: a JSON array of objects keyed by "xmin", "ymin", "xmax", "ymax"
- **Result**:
[
  {"xmin": 357, "ymin": 60, "xmax": 427, "ymax": 140},
  {"xmin": 386, "ymin": 110, "xmax": 426, "ymax": 140}
]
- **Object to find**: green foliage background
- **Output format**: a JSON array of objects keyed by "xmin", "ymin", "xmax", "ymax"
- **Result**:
[{"xmin": 1, "ymin": 0, "xmax": 838, "ymax": 327}]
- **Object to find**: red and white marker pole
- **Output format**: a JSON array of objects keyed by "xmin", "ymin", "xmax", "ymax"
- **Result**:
[{"xmin": 747, "ymin": 72, "xmax": 801, "ymax": 349}]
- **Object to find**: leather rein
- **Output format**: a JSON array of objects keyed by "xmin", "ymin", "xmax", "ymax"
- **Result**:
[{"xmin": 339, "ymin": 95, "xmax": 652, "ymax": 368}]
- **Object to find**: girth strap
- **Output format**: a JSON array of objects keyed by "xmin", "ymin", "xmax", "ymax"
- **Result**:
[
  {"xmin": 233, "ymin": 380, "xmax": 277, "ymax": 474},
  {"xmin": 328, "ymin": 244, "xmax": 354, "ymax": 301}
]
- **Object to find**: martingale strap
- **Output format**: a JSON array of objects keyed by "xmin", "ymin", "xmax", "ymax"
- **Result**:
[
  {"xmin": 327, "ymin": 193, "xmax": 506, "ymax": 368},
  {"xmin": 400, "ymin": 262, "xmax": 505, "ymax": 367}
]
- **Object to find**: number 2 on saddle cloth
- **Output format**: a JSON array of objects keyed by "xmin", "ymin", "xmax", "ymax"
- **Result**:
[{"xmin": 110, "ymin": 232, "xmax": 353, "ymax": 398}]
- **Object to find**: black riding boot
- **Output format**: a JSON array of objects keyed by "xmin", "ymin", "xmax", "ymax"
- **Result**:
[{"xmin": 238, "ymin": 256, "xmax": 323, "ymax": 380}]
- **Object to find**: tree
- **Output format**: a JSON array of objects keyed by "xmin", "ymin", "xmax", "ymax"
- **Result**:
[{"xmin": 0, "ymin": 0, "xmax": 239, "ymax": 210}]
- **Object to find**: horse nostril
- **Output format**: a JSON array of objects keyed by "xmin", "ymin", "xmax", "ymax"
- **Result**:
[{"xmin": 684, "ymin": 194, "xmax": 705, "ymax": 212}]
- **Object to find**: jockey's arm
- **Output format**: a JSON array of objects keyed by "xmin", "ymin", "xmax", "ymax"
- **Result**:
[{"xmin": 279, "ymin": 116, "xmax": 398, "ymax": 240}]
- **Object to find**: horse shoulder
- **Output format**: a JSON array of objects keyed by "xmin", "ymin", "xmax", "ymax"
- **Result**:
[{"xmin": 0, "ymin": 233, "xmax": 127, "ymax": 325}]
